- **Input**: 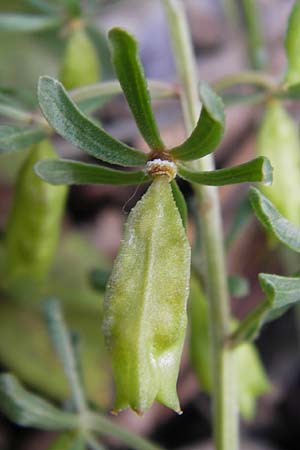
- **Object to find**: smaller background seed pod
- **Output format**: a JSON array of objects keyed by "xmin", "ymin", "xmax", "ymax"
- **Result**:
[
  {"xmin": 189, "ymin": 277, "xmax": 269, "ymax": 421},
  {"xmin": 256, "ymin": 100, "xmax": 300, "ymax": 227},
  {"xmin": 4, "ymin": 139, "xmax": 67, "ymax": 284},
  {"xmin": 59, "ymin": 25, "xmax": 101, "ymax": 90}
]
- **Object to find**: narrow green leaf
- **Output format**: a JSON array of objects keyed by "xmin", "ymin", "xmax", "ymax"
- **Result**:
[
  {"xmin": 0, "ymin": 373, "xmax": 78, "ymax": 430},
  {"xmin": 221, "ymin": 91, "xmax": 267, "ymax": 107},
  {"xmin": 241, "ymin": 0, "xmax": 266, "ymax": 70},
  {"xmin": 0, "ymin": 103, "xmax": 32, "ymax": 122},
  {"xmin": 38, "ymin": 76, "xmax": 147, "ymax": 167},
  {"xmin": 169, "ymin": 82, "xmax": 225, "ymax": 161},
  {"xmin": 0, "ymin": 14, "xmax": 60, "ymax": 33},
  {"xmin": 109, "ymin": 27, "xmax": 165, "ymax": 151},
  {"xmin": 231, "ymin": 273, "xmax": 300, "ymax": 345},
  {"xmin": 42, "ymin": 298, "xmax": 87, "ymax": 414},
  {"xmin": 170, "ymin": 180, "xmax": 187, "ymax": 229},
  {"xmin": 259, "ymin": 273, "xmax": 300, "ymax": 322},
  {"xmin": 285, "ymin": 2, "xmax": 300, "ymax": 85},
  {"xmin": 249, "ymin": 186, "xmax": 300, "ymax": 252},
  {"xmin": 178, "ymin": 156, "xmax": 272, "ymax": 186},
  {"xmin": 35, "ymin": 159, "xmax": 150, "ymax": 185},
  {"xmin": 0, "ymin": 125, "xmax": 46, "ymax": 153}
]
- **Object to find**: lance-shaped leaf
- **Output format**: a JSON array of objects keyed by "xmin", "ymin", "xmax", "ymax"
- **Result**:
[
  {"xmin": 109, "ymin": 27, "xmax": 165, "ymax": 151},
  {"xmin": 0, "ymin": 373, "xmax": 78, "ymax": 430},
  {"xmin": 231, "ymin": 273, "xmax": 300, "ymax": 345},
  {"xmin": 169, "ymin": 82, "xmax": 225, "ymax": 161},
  {"xmin": 0, "ymin": 125, "xmax": 46, "ymax": 153},
  {"xmin": 35, "ymin": 159, "xmax": 150, "ymax": 185},
  {"xmin": 0, "ymin": 14, "xmax": 61, "ymax": 32},
  {"xmin": 0, "ymin": 102, "xmax": 32, "ymax": 122},
  {"xmin": 38, "ymin": 76, "xmax": 148, "ymax": 167},
  {"xmin": 177, "ymin": 156, "xmax": 272, "ymax": 186},
  {"xmin": 260, "ymin": 274, "xmax": 300, "ymax": 322},
  {"xmin": 249, "ymin": 186, "xmax": 300, "ymax": 252}
]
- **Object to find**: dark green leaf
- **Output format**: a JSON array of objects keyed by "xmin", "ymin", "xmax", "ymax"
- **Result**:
[
  {"xmin": 231, "ymin": 273, "xmax": 300, "ymax": 345},
  {"xmin": 109, "ymin": 27, "xmax": 165, "ymax": 151},
  {"xmin": 178, "ymin": 156, "xmax": 272, "ymax": 186},
  {"xmin": 260, "ymin": 273, "xmax": 300, "ymax": 322},
  {"xmin": 169, "ymin": 82, "xmax": 225, "ymax": 161},
  {"xmin": 170, "ymin": 180, "xmax": 187, "ymax": 229},
  {"xmin": 0, "ymin": 14, "xmax": 60, "ymax": 33},
  {"xmin": 249, "ymin": 186, "xmax": 300, "ymax": 252},
  {"xmin": 35, "ymin": 159, "xmax": 150, "ymax": 185},
  {"xmin": 0, "ymin": 373, "xmax": 78, "ymax": 430},
  {"xmin": 38, "ymin": 76, "xmax": 148, "ymax": 167},
  {"xmin": 0, "ymin": 125, "xmax": 46, "ymax": 153}
]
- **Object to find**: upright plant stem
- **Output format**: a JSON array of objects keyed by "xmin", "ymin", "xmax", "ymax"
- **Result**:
[{"xmin": 163, "ymin": 1, "xmax": 238, "ymax": 449}]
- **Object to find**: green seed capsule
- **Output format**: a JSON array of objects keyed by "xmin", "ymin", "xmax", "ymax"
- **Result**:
[
  {"xmin": 103, "ymin": 176, "xmax": 191, "ymax": 414},
  {"xmin": 285, "ymin": 2, "xmax": 300, "ymax": 86},
  {"xmin": 189, "ymin": 278, "xmax": 269, "ymax": 420},
  {"xmin": 256, "ymin": 101, "xmax": 300, "ymax": 226},
  {"xmin": 59, "ymin": 26, "xmax": 100, "ymax": 90},
  {"xmin": 5, "ymin": 139, "xmax": 67, "ymax": 282}
]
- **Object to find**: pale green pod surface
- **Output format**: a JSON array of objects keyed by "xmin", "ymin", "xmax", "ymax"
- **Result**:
[
  {"xmin": 285, "ymin": 2, "xmax": 300, "ymax": 86},
  {"xmin": 189, "ymin": 278, "xmax": 269, "ymax": 420},
  {"xmin": 59, "ymin": 27, "xmax": 100, "ymax": 90},
  {"xmin": 103, "ymin": 176, "xmax": 191, "ymax": 414},
  {"xmin": 5, "ymin": 139, "xmax": 67, "ymax": 282},
  {"xmin": 256, "ymin": 101, "xmax": 300, "ymax": 226}
]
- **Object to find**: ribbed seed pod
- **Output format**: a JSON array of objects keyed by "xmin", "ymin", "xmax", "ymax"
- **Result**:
[
  {"xmin": 59, "ymin": 26, "xmax": 100, "ymax": 90},
  {"xmin": 284, "ymin": 2, "xmax": 300, "ymax": 86},
  {"xmin": 256, "ymin": 101, "xmax": 300, "ymax": 226},
  {"xmin": 103, "ymin": 176, "xmax": 191, "ymax": 414},
  {"xmin": 5, "ymin": 139, "xmax": 67, "ymax": 282},
  {"xmin": 189, "ymin": 278, "xmax": 269, "ymax": 421}
]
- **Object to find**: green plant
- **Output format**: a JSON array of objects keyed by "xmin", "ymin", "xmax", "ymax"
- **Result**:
[{"xmin": 1, "ymin": 1, "xmax": 300, "ymax": 450}]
